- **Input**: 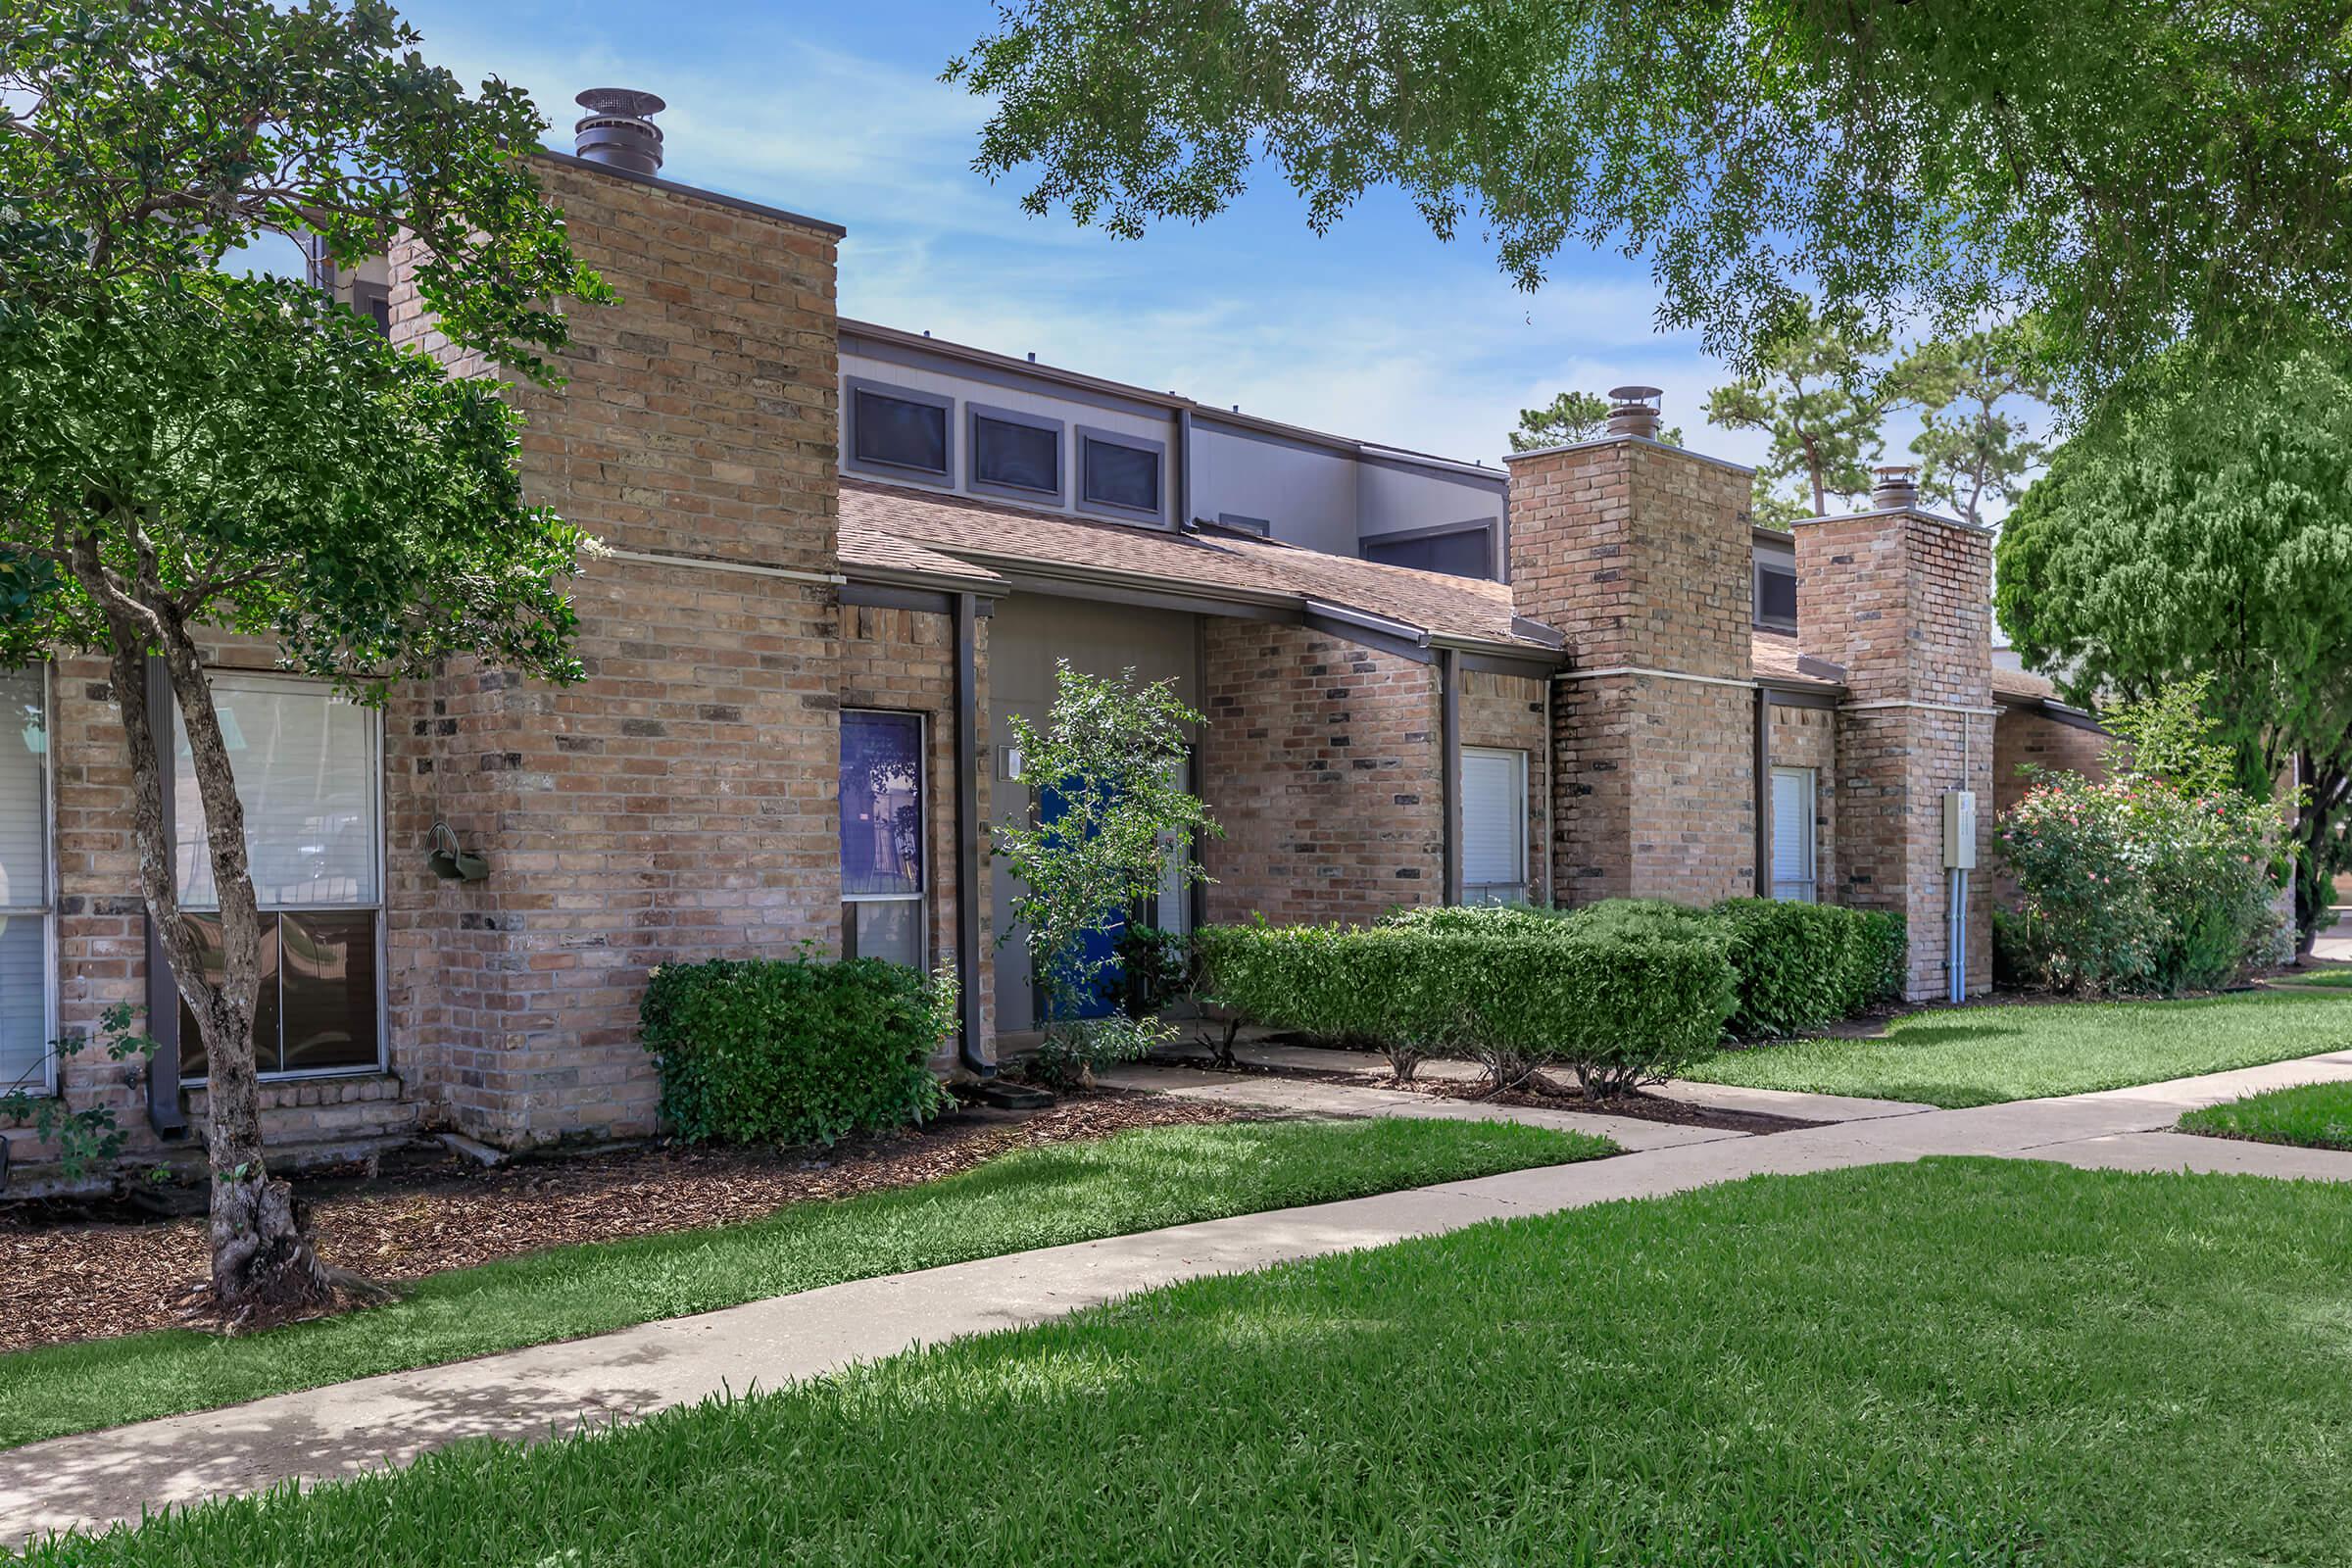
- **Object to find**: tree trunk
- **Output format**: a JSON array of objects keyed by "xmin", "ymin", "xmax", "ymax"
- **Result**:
[
  {"xmin": 81, "ymin": 537, "xmax": 334, "ymax": 1324},
  {"xmin": 1802, "ymin": 435, "xmax": 1827, "ymax": 516}
]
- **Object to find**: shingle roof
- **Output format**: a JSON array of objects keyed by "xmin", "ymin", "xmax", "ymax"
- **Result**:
[
  {"xmin": 1993, "ymin": 663, "xmax": 2059, "ymax": 703},
  {"xmin": 837, "ymin": 514, "xmax": 1005, "ymax": 586},
  {"xmin": 839, "ymin": 479, "xmax": 1554, "ymax": 654},
  {"xmin": 1751, "ymin": 630, "xmax": 1845, "ymax": 690}
]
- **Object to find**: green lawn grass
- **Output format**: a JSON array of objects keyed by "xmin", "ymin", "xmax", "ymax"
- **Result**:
[
  {"xmin": 33, "ymin": 1158, "xmax": 2352, "ymax": 1567},
  {"xmin": 2180, "ymin": 1078, "xmax": 2352, "ymax": 1151},
  {"xmin": 1685, "ymin": 989, "xmax": 2352, "ymax": 1107},
  {"xmin": 2275, "ymin": 967, "xmax": 2352, "ymax": 988},
  {"xmin": 0, "ymin": 1116, "xmax": 1608, "ymax": 1452}
]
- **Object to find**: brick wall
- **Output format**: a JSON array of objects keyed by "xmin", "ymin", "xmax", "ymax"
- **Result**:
[
  {"xmin": 1797, "ymin": 509, "xmax": 1996, "ymax": 998},
  {"xmin": 1506, "ymin": 438, "xmax": 1756, "ymax": 906},
  {"xmin": 839, "ymin": 601, "xmax": 992, "ymax": 1062},
  {"xmin": 382, "ymin": 155, "xmax": 848, "ymax": 1145},
  {"xmin": 1200, "ymin": 622, "xmax": 1444, "ymax": 924}
]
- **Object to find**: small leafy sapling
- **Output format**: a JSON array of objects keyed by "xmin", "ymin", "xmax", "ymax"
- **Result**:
[{"xmin": 994, "ymin": 662, "xmax": 1218, "ymax": 1086}]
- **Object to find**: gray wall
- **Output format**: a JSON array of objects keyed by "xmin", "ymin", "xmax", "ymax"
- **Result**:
[
  {"xmin": 987, "ymin": 593, "xmax": 1201, "ymax": 1034},
  {"xmin": 1187, "ymin": 422, "xmax": 1359, "ymax": 556}
]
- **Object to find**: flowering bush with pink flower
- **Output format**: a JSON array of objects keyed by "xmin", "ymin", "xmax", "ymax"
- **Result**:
[{"xmin": 1996, "ymin": 773, "xmax": 2283, "ymax": 997}]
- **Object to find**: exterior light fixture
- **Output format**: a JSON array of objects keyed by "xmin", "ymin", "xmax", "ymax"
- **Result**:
[{"xmin": 426, "ymin": 821, "xmax": 491, "ymax": 882}]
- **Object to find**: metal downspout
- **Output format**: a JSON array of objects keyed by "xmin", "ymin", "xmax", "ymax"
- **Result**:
[{"xmin": 952, "ymin": 591, "xmax": 992, "ymax": 1077}]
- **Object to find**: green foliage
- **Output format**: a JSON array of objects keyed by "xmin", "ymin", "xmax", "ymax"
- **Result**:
[
  {"xmin": 946, "ymin": 1, "xmax": 2351, "ymax": 395},
  {"xmin": 995, "ymin": 661, "xmax": 1217, "ymax": 1046},
  {"xmin": 1704, "ymin": 305, "xmax": 1899, "ymax": 524},
  {"xmin": 1893, "ymin": 322, "xmax": 2052, "ymax": 527},
  {"xmin": 2104, "ymin": 674, "xmax": 2241, "ymax": 801},
  {"xmin": 1996, "ymin": 341, "xmax": 2352, "ymax": 940},
  {"xmin": 1103, "ymin": 923, "xmax": 1193, "ymax": 1018},
  {"xmin": 1995, "ymin": 694, "xmax": 2284, "ymax": 996},
  {"xmin": 1561, "ymin": 897, "xmax": 1718, "ymax": 942},
  {"xmin": 1023, "ymin": 1014, "xmax": 1175, "ymax": 1091},
  {"xmin": 1706, "ymin": 899, "xmax": 1907, "ymax": 1039},
  {"xmin": 1195, "ymin": 919, "xmax": 1738, "ymax": 1096},
  {"xmin": 1509, "ymin": 390, "xmax": 1680, "ymax": 452},
  {"xmin": 0, "ymin": 1003, "xmax": 158, "ymax": 1179},
  {"xmin": 639, "ymin": 953, "xmax": 954, "ymax": 1147},
  {"xmin": 1380, "ymin": 903, "xmax": 1577, "ymax": 937}
]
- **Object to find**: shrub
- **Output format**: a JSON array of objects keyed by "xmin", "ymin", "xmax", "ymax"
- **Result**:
[
  {"xmin": 1709, "ymin": 899, "xmax": 1908, "ymax": 1038},
  {"xmin": 1564, "ymin": 898, "xmax": 1719, "ymax": 941},
  {"xmin": 1195, "ymin": 920, "xmax": 1737, "ymax": 1096},
  {"xmin": 1382, "ymin": 903, "xmax": 1576, "ymax": 938},
  {"xmin": 640, "ymin": 952, "xmax": 954, "ymax": 1146},
  {"xmin": 1997, "ymin": 773, "xmax": 2281, "ymax": 996}
]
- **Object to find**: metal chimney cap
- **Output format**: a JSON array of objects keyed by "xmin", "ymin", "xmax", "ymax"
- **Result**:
[
  {"xmin": 1606, "ymin": 384, "xmax": 1663, "ymax": 406},
  {"xmin": 1870, "ymin": 464, "xmax": 1921, "ymax": 509},
  {"xmin": 1605, "ymin": 385, "xmax": 1664, "ymax": 438},
  {"xmin": 576, "ymin": 87, "xmax": 666, "ymax": 119},
  {"xmin": 573, "ymin": 88, "xmax": 666, "ymax": 176}
]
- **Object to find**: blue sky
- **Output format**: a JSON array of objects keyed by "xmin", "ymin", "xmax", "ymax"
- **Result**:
[{"xmin": 391, "ymin": 0, "xmax": 1886, "ymax": 475}]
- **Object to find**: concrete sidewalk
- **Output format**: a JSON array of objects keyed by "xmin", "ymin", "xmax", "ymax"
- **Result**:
[{"xmin": 6, "ymin": 1046, "xmax": 2352, "ymax": 1545}]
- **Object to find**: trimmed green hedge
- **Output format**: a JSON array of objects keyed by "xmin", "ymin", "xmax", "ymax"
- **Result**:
[
  {"xmin": 1704, "ymin": 899, "xmax": 1907, "ymax": 1038},
  {"xmin": 640, "ymin": 953, "xmax": 951, "ymax": 1146},
  {"xmin": 1195, "ymin": 920, "xmax": 1737, "ymax": 1095}
]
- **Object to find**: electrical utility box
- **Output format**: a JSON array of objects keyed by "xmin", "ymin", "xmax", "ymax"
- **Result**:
[{"xmin": 1942, "ymin": 790, "xmax": 1978, "ymax": 869}]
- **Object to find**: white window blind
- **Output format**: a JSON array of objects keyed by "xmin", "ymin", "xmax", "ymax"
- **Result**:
[
  {"xmin": 1461, "ymin": 748, "xmax": 1528, "ymax": 905},
  {"xmin": 1771, "ymin": 766, "xmax": 1817, "ymax": 903},
  {"xmin": 173, "ymin": 675, "xmax": 380, "ymax": 909},
  {"xmin": 0, "ymin": 665, "xmax": 48, "ymax": 1090}
]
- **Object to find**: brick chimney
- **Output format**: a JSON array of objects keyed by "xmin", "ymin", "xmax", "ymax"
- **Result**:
[
  {"xmin": 1794, "ymin": 492, "xmax": 1995, "ymax": 998},
  {"xmin": 1505, "ymin": 396, "xmax": 1758, "ymax": 906}
]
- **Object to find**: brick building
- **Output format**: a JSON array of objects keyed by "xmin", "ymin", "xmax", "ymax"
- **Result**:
[{"xmin": 0, "ymin": 98, "xmax": 2101, "ymax": 1180}]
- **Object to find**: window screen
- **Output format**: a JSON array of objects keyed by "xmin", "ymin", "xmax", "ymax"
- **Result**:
[
  {"xmin": 1771, "ymin": 766, "xmax": 1818, "ymax": 902},
  {"xmin": 1364, "ymin": 528, "xmax": 1494, "ymax": 580},
  {"xmin": 1756, "ymin": 563, "xmax": 1798, "ymax": 626},
  {"xmin": 841, "ymin": 710, "xmax": 925, "ymax": 968},
  {"xmin": 1460, "ymin": 748, "xmax": 1529, "ymax": 905},
  {"xmin": 0, "ymin": 667, "xmax": 49, "ymax": 1092},
  {"xmin": 172, "ymin": 674, "xmax": 381, "ymax": 1077},
  {"xmin": 853, "ymin": 387, "xmax": 950, "ymax": 475},
  {"xmin": 1082, "ymin": 435, "xmax": 1160, "ymax": 514},
  {"xmin": 974, "ymin": 415, "xmax": 1058, "ymax": 494}
]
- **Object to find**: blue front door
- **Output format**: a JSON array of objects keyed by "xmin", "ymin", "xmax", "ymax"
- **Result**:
[{"xmin": 1037, "ymin": 781, "xmax": 1122, "ymax": 1021}]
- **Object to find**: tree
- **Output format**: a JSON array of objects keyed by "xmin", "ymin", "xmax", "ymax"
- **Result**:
[
  {"xmin": 1703, "ymin": 307, "xmax": 1895, "ymax": 525},
  {"xmin": 994, "ymin": 662, "xmax": 1217, "ymax": 1084},
  {"xmin": 1509, "ymin": 391, "xmax": 1679, "ymax": 452},
  {"xmin": 1996, "ymin": 341, "xmax": 2352, "ymax": 945},
  {"xmin": 0, "ymin": 0, "xmax": 607, "ymax": 1321},
  {"xmin": 946, "ymin": 0, "xmax": 2351, "ymax": 399},
  {"xmin": 1896, "ymin": 323, "xmax": 2053, "ymax": 526}
]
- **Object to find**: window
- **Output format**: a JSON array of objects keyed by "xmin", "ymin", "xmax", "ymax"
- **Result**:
[
  {"xmin": 840, "ymin": 710, "xmax": 926, "ymax": 968},
  {"xmin": 172, "ymin": 673, "xmax": 382, "ymax": 1079},
  {"xmin": 1460, "ymin": 747, "xmax": 1529, "ymax": 905},
  {"xmin": 970, "ymin": 406, "xmax": 1061, "ymax": 500},
  {"xmin": 1079, "ymin": 428, "xmax": 1162, "ymax": 518},
  {"xmin": 849, "ymin": 380, "xmax": 952, "ymax": 479},
  {"xmin": 0, "ymin": 667, "xmax": 52, "ymax": 1095},
  {"xmin": 1755, "ymin": 560, "xmax": 1798, "ymax": 629},
  {"xmin": 1770, "ymin": 766, "xmax": 1818, "ymax": 902},
  {"xmin": 1365, "ymin": 525, "xmax": 1495, "ymax": 581}
]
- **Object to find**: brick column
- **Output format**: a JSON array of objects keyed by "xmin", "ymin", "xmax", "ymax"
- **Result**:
[
  {"xmin": 1504, "ymin": 435, "xmax": 1757, "ymax": 906},
  {"xmin": 1795, "ymin": 505, "xmax": 1996, "ymax": 1000}
]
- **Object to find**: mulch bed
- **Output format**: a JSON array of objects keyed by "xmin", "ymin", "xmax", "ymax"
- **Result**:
[
  {"xmin": 0, "ymin": 1090, "xmax": 1252, "ymax": 1355},
  {"xmin": 1397, "ymin": 1077, "xmax": 1822, "ymax": 1135}
]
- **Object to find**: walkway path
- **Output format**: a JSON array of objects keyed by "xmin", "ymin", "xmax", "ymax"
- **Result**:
[{"xmin": 8, "ymin": 1046, "xmax": 2352, "ymax": 1545}]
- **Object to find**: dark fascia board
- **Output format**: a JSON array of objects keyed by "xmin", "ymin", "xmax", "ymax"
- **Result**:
[
  {"xmin": 840, "ymin": 317, "xmax": 1498, "ymax": 483},
  {"xmin": 533, "ymin": 149, "xmax": 847, "ymax": 238},
  {"xmin": 1357, "ymin": 447, "xmax": 1508, "ymax": 493},
  {"xmin": 1760, "ymin": 680, "xmax": 1842, "ymax": 708},
  {"xmin": 841, "ymin": 575, "xmax": 1006, "ymax": 612},
  {"xmin": 966, "ymin": 402, "xmax": 1067, "ymax": 507},
  {"xmin": 1997, "ymin": 691, "xmax": 2108, "ymax": 733}
]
